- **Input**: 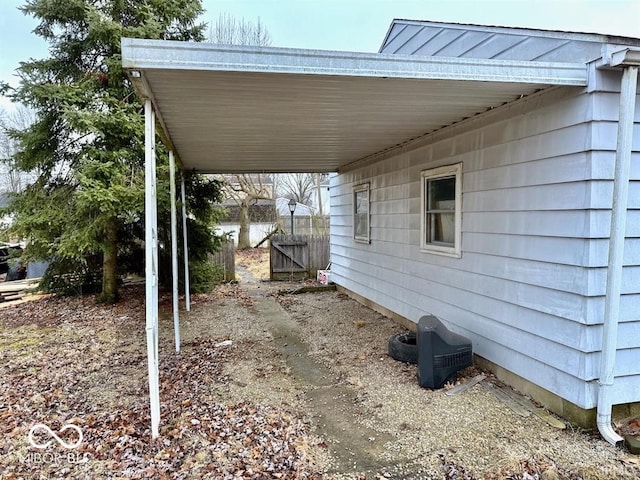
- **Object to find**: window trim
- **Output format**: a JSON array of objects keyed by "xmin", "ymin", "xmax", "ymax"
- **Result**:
[
  {"xmin": 353, "ymin": 183, "xmax": 371, "ymax": 244},
  {"xmin": 420, "ymin": 163, "xmax": 462, "ymax": 258}
]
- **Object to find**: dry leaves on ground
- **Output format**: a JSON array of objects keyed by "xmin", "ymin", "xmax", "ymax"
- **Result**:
[{"xmin": 0, "ymin": 286, "xmax": 322, "ymax": 479}]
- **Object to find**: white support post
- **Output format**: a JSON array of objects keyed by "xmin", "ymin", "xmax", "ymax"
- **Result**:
[
  {"xmin": 144, "ymin": 99, "xmax": 161, "ymax": 439},
  {"xmin": 181, "ymin": 176, "xmax": 191, "ymax": 311},
  {"xmin": 169, "ymin": 151, "xmax": 180, "ymax": 353}
]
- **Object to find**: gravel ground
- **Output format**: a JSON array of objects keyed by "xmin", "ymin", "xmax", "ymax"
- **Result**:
[
  {"xmin": 1, "ymin": 255, "xmax": 639, "ymax": 479},
  {"xmin": 184, "ymin": 251, "xmax": 640, "ymax": 480}
]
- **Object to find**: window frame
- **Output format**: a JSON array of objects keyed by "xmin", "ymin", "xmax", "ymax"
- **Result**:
[
  {"xmin": 353, "ymin": 183, "xmax": 371, "ymax": 244},
  {"xmin": 420, "ymin": 163, "xmax": 462, "ymax": 257}
]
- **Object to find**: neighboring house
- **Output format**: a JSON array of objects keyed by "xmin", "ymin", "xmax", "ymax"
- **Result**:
[
  {"xmin": 312, "ymin": 174, "xmax": 332, "ymax": 215},
  {"xmin": 275, "ymin": 197, "xmax": 330, "ymax": 236},
  {"xmin": 220, "ymin": 173, "xmax": 275, "ymax": 201},
  {"xmin": 217, "ymin": 174, "xmax": 276, "ymax": 247},
  {"xmin": 217, "ymin": 198, "xmax": 277, "ymax": 247},
  {"xmin": 330, "ymin": 20, "xmax": 640, "ymax": 429},
  {"xmin": 275, "ymin": 196, "xmax": 315, "ymax": 218}
]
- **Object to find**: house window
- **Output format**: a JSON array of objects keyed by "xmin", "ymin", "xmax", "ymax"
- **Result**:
[
  {"xmin": 421, "ymin": 164, "xmax": 462, "ymax": 257},
  {"xmin": 353, "ymin": 183, "xmax": 370, "ymax": 243}
]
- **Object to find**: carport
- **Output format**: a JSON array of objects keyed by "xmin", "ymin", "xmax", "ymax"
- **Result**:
[{"xmin": 120, "ymin": 37, "xmax": 587, "ymax": 438}]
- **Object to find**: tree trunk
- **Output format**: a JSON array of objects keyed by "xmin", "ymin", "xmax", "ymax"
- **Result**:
[
  {"xmin": 238, "ymin": 200, "xmax": 251, "ymax": 249},
  {"xmin": 99, "ymin": 216, "xmax": 119, "ymax": 303}
]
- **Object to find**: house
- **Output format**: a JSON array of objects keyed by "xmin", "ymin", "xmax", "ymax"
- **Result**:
[
  {"xmin": 275, "ymin": 197, "xmax": 330, "ymax": 236},
  {"xmin": 217, "ymin": 198, "xmax": 277, "ymax": 247},
  {"xmin": 216, "ymin": 174, "xmax": 277, "ymax": 246},
  {"xmin": 328, "ymin": 21, "xmax": 640, "ymax": 438},
  {"xmin": 313, "ymin": 173, "xmax": 332, "ymax": 215},
  {"xmin": 121, "ymin": 20, "xmax": 639, "ymax": 441}
]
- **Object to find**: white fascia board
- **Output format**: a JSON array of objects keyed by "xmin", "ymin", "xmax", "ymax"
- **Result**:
[{"xmin": 121, "ymin": 37, "xmax": 586, "ymax": 86}]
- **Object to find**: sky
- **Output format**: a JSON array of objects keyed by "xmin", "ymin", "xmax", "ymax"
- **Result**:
[{"xmin": 1, "ymin": 0, "xmax": 639, "ymax": 111}]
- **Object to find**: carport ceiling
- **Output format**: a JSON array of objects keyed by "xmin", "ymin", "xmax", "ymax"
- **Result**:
[{"xmin": 121, "ymin": 38, "xmax": 587, "ymax": 174}]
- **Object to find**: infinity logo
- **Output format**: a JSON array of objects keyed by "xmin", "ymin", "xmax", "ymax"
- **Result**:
[{"xmin": 28, "ymin": 423, "xmax": 83, "ymax": 450}]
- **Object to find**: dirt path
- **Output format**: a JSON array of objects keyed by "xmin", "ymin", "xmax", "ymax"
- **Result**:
[
  {"xmin": 235, "ymin": 250, "xmax": 411, "ymax": 475},
  {"xmin": 233, "ymin": 254, "xmax": 403, "ymax": 474},
  {"xmin": 243, "ymin": 278, "xmax": 396, "ymax": 476}
]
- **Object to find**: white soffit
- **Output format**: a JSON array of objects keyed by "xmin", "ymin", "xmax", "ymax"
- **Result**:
[{"xmin": 121, "ymin": 38, "xmax": 587, "ymax": 173}]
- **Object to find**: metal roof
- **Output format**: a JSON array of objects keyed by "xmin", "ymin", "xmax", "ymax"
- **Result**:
[
  {"xmin": 380, "ymin": 19, "xmax": 640, "ymax": 62},
  {"xmin": 121, "ymin": 38, "xmax": 587, "ymax": 174}
]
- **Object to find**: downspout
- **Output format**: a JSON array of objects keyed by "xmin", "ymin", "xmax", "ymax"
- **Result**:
[{"xmin": 597, "ymin": 63, "xmax": 638, "ymax": 446}]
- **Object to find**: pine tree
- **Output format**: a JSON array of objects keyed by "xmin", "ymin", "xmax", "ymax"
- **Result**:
[{"xmin": 3, "ymin": 0, "xmax": 222, "ymax": 302}]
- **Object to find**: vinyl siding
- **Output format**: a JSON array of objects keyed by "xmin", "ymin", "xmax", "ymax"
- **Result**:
[{"xmin": 330, "ymin": 77, "xmax": 640, "ymax": 409}]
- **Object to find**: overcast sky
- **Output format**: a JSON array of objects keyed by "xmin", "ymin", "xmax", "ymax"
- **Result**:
[{"xmin": 1, "ymin": 0, "xmax": 639, "ymax": 111}]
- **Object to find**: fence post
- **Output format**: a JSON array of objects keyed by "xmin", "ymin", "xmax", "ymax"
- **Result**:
[{"xmin": 210, "ymin": 240, "xmax": 235, "ymax": 282}]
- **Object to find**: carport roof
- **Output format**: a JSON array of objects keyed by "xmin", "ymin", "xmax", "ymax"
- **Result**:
[{"xmin": 121, "ymin": 38, "xmax": 587, "ymax": 174}]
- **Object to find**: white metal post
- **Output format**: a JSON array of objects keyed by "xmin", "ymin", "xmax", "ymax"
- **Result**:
[
  {"xmin": 144, "ymin": 99, "xmax": 161, "ymax": 439},
  {"xmin": 597, "ymin": 65, "xmax": 638, "ymax": 446},
  {"xmin": 181, "ymin": 176, "xmax": 191, "ymax": 311},
  {"xmin": 169, "ymin": 151, "xmax": 180, "ymax": 353}
]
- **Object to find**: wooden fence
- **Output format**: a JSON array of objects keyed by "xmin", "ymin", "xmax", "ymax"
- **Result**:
[
  {"xmin": 280, "ymin": 215, "xmax": 330, "ymax": 236},
  {"xmin": 270, "ymin": 234, "xmax": 330, "ymax": 281},
  {"xmin": 210, "ymin": 241, "xmax": 235, "ymax": 282}
]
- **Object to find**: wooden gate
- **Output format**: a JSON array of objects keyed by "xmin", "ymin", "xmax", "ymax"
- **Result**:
[
  {"xmin": 270, "ymin": 235, "xmax": 309, "ymax": 281},
  {"xmin": 270, "ymin": 234, "xmax": 329, "ymax": 281}
]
